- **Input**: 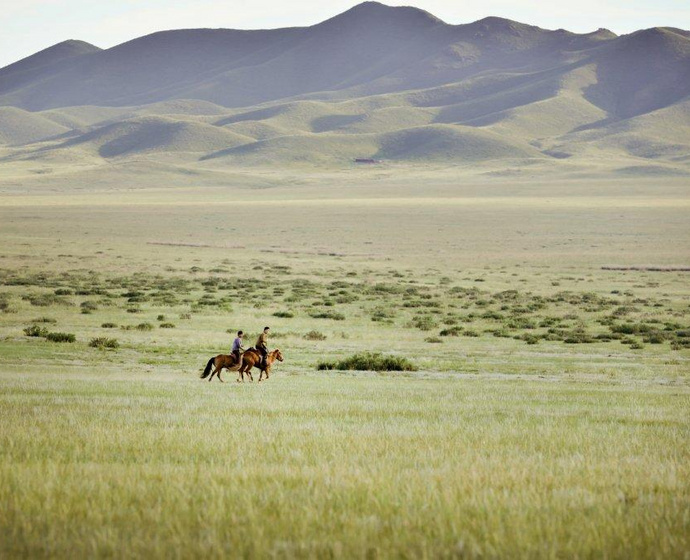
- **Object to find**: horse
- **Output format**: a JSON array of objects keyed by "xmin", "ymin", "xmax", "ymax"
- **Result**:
[
  {"xmin": 238, "ymin": 348, "xmax": 284, "ymax": 382},
  {"xmin": 200, "ymin": 353, "xmax": 241, "ymax": 383}
]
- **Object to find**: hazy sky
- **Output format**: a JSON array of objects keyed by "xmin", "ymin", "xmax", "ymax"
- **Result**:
[{"xmin": 2, "ymin": 0, "xmax": 689, "ymax": 68}]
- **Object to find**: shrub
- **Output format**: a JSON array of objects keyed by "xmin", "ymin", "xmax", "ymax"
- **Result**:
[
  {"xmin": 135, "ymin": 323, "xmax": 154, "ymax": 331},
  {"xmin": 24, "ymin": 325, "xmax": 48, "ymax": 337},
  {"xmin": 439, "ymin": 326, "xmax": 463, "ymax": 337},
  {"xmin": 0, "ymin": 294, "xmax": 16, "ymax": 313},
  {"xmin": 54, "ymin": 288, "xmax": 73, "ymax": 295},
  {"xmin": 101, "ymin": 322, "xmax": 118, "ymax": 328},
  {"xmin": 89, "ymin": 337, "xmax": 119, "ymax": 349},
  {"xmin": 481, "ymin": 311, "xmax": 504, "ymax": 320},
  {"xmin": 159, "ymin": 322, "xmax": 176, "ymax": 329},
  {"xmin": 157, "ymin": 314, "xmax": 166, "ymax": 321},
  {"xmin": 24, "ymin": 294, "xmax": 70, "ymax": 307},
  {"xmin": 273, "ymin": 311, "xmax": 294, "ymax": 318},
  {"xmin": 304, "ymin": 330, "xmax": 327, "ymax": 341},
  {"xmin": 371, "ymin": 309, "xmax": 395, "ymax": 323},
  {"xmin": 463, "ymin": 329, "xmax": 480, "ymax": 337},
  {"xmin": 521, "ymin": 334, "xmax": 540, "ymax": 345},
  {"xmin": 31, "ymin": 317, "xmax": 57, "ymax": 324},
  {"xmin": 410, "ymin": 316, "xmax": 437, "ymax": 331},
  {"xmin": 425, "ymin": 336, "xmax": 443, "ymax": 344},
  {"xmin": 642, "ymin": 331, "xmax": 666, "ymax": 344},
  {"xmin": 80, "ymin": 300, "xmax": 98, "ymax": 314},
  {"xmin": 492, "ymin": 329, "xmax": 512, "ymax": 338},
  {"xmin": 46, "ymin": 332, "xmax": 75, "ymax": 343},
  {"xmin": 317, "ymin": 352, "xmax": 416, "ymax": 372},
  {"xmin": 309, "ymin": 311, "xmax": 345, "ymax": 321},
  {"xmin": 563, "ymin": 330, "xmax": 594, "ymax": 344}
]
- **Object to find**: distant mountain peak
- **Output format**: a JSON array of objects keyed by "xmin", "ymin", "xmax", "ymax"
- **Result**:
[
  {"xmin": 27, "ymin": 40, "xmax": 101, "ymax": 59},
  {"xmin": 320, "ymin": 1, "xmax": 444, "ymax": 28},
  {"xmin": 0, "ymin": 39, "xmax": 101, "ymax": 78}
]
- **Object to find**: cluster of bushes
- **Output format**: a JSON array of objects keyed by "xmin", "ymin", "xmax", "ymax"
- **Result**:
[
  {"xmin": 46, "ymin": 332, "xmax": 76, "ymax": 343},
  {"xmin": 24, "ymin": 325, "xmax": 75, "ymax": 343},
  {"xmin": 273, "ymin": 311, "xmax": 294, "ymax": 318},
  {"xmin": 23, "ymin": 325, "xmax": 49, "ymax": 337},
  {"xmin": 408, "ymin": 315, "xmax": 437, "ymax": 331},
  {"xmin": 317, "ymin": 352, "xmax": 416, "ymax": 372},
  {"xmin": 22, "ymin": 293, "xmax": 71, "ymax": 307},
  {"xmin": 304, "ymin": 330, "xmax": 327, "ymax": 341},
  {"xmin": 0, "ymin": 294, "xmax": 17, "ymax": 313},
  {"xmin": 309, "ymin": 310, "xmax": 345, "ymax": 321},
  {"xmin": 89, "ymin": 337, "xmax": 119, "ymax": 349}
]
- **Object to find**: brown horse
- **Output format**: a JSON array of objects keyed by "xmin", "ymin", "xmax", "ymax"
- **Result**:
[
  {"xmin": 238, "ymin": 348, "xmax": 284, "ymax": 382},
  {"xmin": 200, "ymin": 353, "xmax": 241, "ymax": 383}
]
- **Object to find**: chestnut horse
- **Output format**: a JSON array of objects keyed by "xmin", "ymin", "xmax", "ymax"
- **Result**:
[
  {"xmin": 200, "ymin": 348, "xmax": 284, "ymax": 383},
  {"xmin": 200, "ymin": 353, "xmax": 241, "ymax": 383},
  {"xmin": 238, "ymin": 348, "xmax": 284, "ymax": 382}
]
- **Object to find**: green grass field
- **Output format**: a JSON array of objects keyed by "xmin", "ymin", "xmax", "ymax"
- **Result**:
[{"xmin": 1, "ymin": 171, "xmax": 689, "ymax": 557}]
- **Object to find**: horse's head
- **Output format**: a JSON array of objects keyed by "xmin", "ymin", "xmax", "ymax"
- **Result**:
[{"xmin": 274, "ymin": 349, "xmax": 284, "ymax": 362}]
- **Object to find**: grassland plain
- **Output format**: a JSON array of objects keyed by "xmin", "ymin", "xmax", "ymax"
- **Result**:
[{"xmin": 0, "ymin": 170, "xmax": 689, "ymax": 557}]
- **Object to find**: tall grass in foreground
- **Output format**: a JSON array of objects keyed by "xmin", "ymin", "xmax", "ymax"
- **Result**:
[{"xmin": 0, "ymin": 373, "xmax": 688, "ymax": 558}]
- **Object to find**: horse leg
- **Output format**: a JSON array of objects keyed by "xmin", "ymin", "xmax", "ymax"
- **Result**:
[
  {"xmin": 208, "ymin": 366, "xmax": 217, "ymax": 382},
  {"xmin": 217, "ymin": 367, "xmax": 224, "ymax": 383}
]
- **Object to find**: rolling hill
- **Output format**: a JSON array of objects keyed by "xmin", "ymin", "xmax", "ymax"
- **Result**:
[{"xmin": 0, "ymin": 1, "xmax": 688, "ymax": 172}]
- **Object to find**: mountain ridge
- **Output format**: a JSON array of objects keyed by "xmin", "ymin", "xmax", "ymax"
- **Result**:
[{"xmin": 0, "ymin": 1, "xmax": 688, "ymax": 172}]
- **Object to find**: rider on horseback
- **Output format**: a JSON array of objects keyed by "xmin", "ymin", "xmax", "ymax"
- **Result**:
[
  {"xmin": 232, "ymin": 330, "xmax": 244, "ymax": 368},
  {"xmin": 256, "ymin": 326, "xmax": 270, "ymax": 370}
]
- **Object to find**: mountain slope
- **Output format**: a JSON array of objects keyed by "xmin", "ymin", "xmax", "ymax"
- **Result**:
[{"xmin": 0, "ymin": 2, "xmax": 688, "ymax": 170}]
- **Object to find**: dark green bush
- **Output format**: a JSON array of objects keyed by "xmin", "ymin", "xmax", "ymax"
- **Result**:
[
  {"xmin": 642, "ymin": 331, "xmax": 666, "ymax": 344},
  {"xmin": 23, "ymin": 294, "xmax": 70, "ymax": 307},
  {"xmin": 31, "ymin": 317, "xmax": 57, "ymax": 324},
  {"xmin": 439, "ymin": 326, "xmax": 463, "ymax": 337},
  {"xmin": 159, "ymin": 322, "xmax": 176, "ymax": 329},
  {"xmin": 89, "ymin": 337, "xmax": 119, "ymax": 349},
  {"xmin": 80, "ymin": 301, "xmax": 98, "ymax": 314},
  {"xmin": 309, "ymin": 310, "xmax": 345, "ymax": 321},
  {"xmin": 409, "ymin": 316, "xmax": 437, "ymax": 331},
  {"xmin": 273, "ymin": 311, "xmax": 294, "ymax": 318},
  {"xmin": 46, "ymin": 332, "xmax": 75, "ymax": 343},
  {"xmin": 304, "ymin": 330, "xmax": 327, "ymax": 341},
  {"xmin": 24, "ymin": 325, "xmax": 48, "ymax": 337},
  {"xmin": 135, "ymin": 323, "xmax": 154, "ymax": 331},
  {"xmin": 0, "ymin": 294, "xmax": 14, "ymax": 313},
  {"xmin": 521, "ymin": 334, "xmax": 540, "ymax": 345},
  {"xmin": 101, "ymin": 322, "xmax": 118, "ymax": 328},
  {"xmin": 317, "ymin": 352, "xmax": 416, "ymax": 372}
]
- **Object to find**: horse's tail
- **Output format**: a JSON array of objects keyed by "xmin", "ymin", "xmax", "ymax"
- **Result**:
[{"xmin": 200, "ymin": 357, "xmax": 215, "ymax": 379}]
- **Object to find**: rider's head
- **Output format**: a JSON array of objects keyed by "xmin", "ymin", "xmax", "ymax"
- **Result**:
[
  {"xmin": 264, "ymin": 326, "xmax": 270, "ymax": 332},
  {"xmin": 237, "ymin": 330, "xmax": 243, "ymax": 336}
]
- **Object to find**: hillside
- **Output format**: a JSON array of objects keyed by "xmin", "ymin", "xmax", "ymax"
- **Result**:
[{"xmin": 0, "ymin": 1, "xmax": 688, "ymax": 172}]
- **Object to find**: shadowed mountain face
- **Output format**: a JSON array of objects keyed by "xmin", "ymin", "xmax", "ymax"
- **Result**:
[{"xmin": 0, "ymin": 1, "xmax": 688, "ymax": 169}]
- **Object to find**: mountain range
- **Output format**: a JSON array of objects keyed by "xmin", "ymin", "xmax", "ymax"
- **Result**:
[{"xmin": 0, "ymin": 1, "xmax": 689, "ymax": 173}]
